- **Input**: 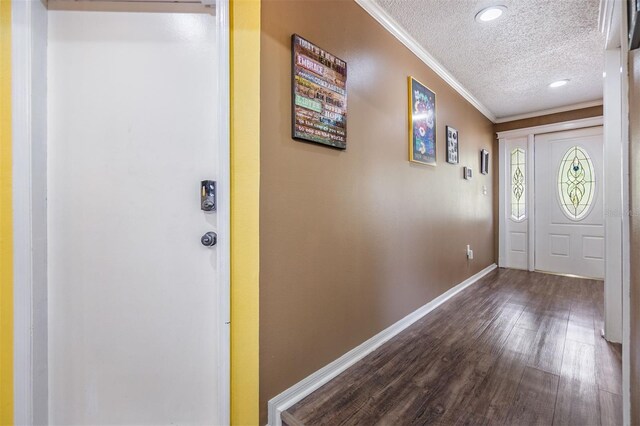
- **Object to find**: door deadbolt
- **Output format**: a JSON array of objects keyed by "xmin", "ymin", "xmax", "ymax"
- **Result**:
[
  {"xmin": 201, "ymin": 180, "xmax": 216, "ymax": 212},
  {"xmin": 201, "ymin": 231, "xmax": 217, "ymax": 247}
]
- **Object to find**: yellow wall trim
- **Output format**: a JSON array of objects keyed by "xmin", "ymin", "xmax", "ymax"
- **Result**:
[
  {"xmin": 230, "ymin": 0, "xmax": 260, "ymax": 424},
  {"xmin": 0, "ymin": 0, "xmax": 13, "ymax": 423}
]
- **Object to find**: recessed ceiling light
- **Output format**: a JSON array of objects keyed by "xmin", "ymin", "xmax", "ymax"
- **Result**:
[
  {"xmin": 475, "ymin": 5, "xmax": 507, "ymax": 22},
  {"xmin": 549, "ymin": 79, "xmax": 569, "ymax": 88}
]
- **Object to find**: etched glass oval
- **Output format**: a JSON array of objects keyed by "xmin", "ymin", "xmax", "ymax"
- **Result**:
[{"xmin": 557, "ymin": 146, "xmax": 595, "ymax": 220}]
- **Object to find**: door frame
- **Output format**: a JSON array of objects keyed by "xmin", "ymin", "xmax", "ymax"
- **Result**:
[
  {"xmin": 10, "ymin": 1, "xmax": 232, "ymax": 423},
  {"xmin": 215, "ymin": 1, "xmax": 231, "ymax": 423},
  {"xmin": 11, "ymin": 1, "xmax": 49, "ymax": 423}
]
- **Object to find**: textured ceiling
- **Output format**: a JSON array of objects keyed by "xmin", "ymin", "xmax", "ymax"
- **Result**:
[{"xmin": 373, "ymin": 0, "xmax": 605, "ymax": 119}]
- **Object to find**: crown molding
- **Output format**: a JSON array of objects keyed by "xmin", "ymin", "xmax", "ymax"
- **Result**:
[
  {"xmin": 493, "ymin": 100, "xmax": 603, "ymax": 124},
  {"xmin": 354, "ymin": 0, "xmax": 497, "ymax": 122}
]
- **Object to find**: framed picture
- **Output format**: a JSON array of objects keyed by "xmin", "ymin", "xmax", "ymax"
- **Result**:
[
  {"xmin": 480, "ymin": 149, "xmax": 489, "ymax": 174},
  {"xmin": 446, "ymin": 126, "xmax": 458, "ymax": 164},
  {"xmin": 629, "ymin": 0, "xmax": 640, "ymax": 50},
  {"xmin": 408, "ymin": 77, "xmax": 436, "ymax": 165},
  {"xmin": 291, "ymin": 34, "xmax": 348, "ymax": 149}
]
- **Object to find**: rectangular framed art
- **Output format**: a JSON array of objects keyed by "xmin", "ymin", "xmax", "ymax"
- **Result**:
[
  {"xmin": 629, "ymin": 0, "xmax": 640, "ymax": 50},
  {"xmin": 408, "ymin": 77, "xmax": 437, "ymax": 165},
  {"xmin": 291, "ymin": 34, "xmax": 348, "ymax": 149},
  {"xmin": 480, "ymin": 149, "xmax": 489, "ymax": 174},
  {"xmin": 446, "ymin": 125, "xmax": 458, "ymax": 164}
]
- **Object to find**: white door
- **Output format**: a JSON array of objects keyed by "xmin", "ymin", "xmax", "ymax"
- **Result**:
[
  {"xmin": 534, "ymin": 127, "xmax": 604, "ymax": 278},
  {"xmin": 48, "ymin": 11, "xmax": 228, "ymax": 424},
  {"xmin": 500, "ymin": 136, "xmax": 529, "ymax": 270}
]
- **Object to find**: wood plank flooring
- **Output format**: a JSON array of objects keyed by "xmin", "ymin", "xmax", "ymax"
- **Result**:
[{"xmin": 282, "ymin": 269, "xmax": 623, "ymax": 426}]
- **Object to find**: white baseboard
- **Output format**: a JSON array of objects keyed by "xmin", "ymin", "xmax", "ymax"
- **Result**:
[{"xmin": 266, "ymin": 263, "xmax": 498, "ymax": 426}]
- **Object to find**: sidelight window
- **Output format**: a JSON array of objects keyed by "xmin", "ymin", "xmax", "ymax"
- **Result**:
[{"xmin": 510, "ymin": 148, "xmax": 526, "ymax": 221}]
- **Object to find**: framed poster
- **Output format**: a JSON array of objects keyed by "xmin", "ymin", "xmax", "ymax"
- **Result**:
[
  {"xmin": 630, "ymin": 0, "xmax": 640, "ymax": 50},
  {"xmin": 291, "ymin": 34, "xmax": 347, "ymax": 149},
  {"xmin": 446, "ymin": 126, "xmax": 458, "ymax": 164},
  {"xmin": 480, "ymin": 149, "xmax": 489, "ymax": 174},
  {"xmin": 408, "ymin": 77, "xmax": 436, "ymax": 165}
]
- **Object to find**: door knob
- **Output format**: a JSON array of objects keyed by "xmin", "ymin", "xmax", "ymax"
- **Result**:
[{"xmin": 201, "ymin": 231, "xmax": 217, "ymax": 247}]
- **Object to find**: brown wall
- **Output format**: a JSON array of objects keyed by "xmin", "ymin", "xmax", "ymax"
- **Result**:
[
  {"xmin": 259, "ymin": 0, "xmax": 496, "ymax": 422},
  {"xmin": 493, "ymin": 105, "xmax": 603, "ymax": 133},
  {"xmin": 629, "ymin": 48, "xmax": 640, "ymax": 425}
]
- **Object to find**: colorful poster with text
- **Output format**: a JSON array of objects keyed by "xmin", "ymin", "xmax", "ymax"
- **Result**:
[{"xmin": 292, "ymin": 34, "xmax": 347, "ymax": 149}]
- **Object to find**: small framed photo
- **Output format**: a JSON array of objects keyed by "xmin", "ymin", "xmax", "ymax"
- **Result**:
[
  {"xmin": 629, "ymin": 0, "xmax": 640, "ymax": 49},
  {"xmin": 480, "ymin": 149, "xmax": 489, "ymax": 175},
  {"xmin": 446, "ymin": 126, "xmax": 458, "ymax": 164},
  {"xmin": 408, "ymin": 76, "xmax": 436, "ymax": 166}
]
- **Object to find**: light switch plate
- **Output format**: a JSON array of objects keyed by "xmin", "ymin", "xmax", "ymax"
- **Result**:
[{"xmin": 463, "ymin": 167, "xmax": 472, "ymax": 180}]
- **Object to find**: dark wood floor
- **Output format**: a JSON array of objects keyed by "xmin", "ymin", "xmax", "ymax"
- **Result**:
[{"xmin": 282, "ymin": 268, "xmax": 623, "ymax": 426}]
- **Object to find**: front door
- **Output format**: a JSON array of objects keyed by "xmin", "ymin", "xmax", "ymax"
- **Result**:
[
  {"xmin": 534, "ymin": 127, "xmax": 604, "ymax": 278},
  {"xmin": 48, "ymin": 10, "xmax": 227, "ymax": 424}
]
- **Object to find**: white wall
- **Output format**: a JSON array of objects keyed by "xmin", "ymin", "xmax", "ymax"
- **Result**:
[
  {"xmin": 599, "ymin": 1, "xmax": 630, "ymax": 420},
  {"xmin": 603, "ymin": 48, "xmax": 624, "ymax": 343}
]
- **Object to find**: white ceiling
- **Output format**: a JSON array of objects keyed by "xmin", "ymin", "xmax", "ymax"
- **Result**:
[{"xmin": 372, "ymin": 0, "xmax": 605, "ymax": 120}]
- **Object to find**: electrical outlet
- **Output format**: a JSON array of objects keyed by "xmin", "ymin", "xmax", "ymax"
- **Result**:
[{"xmin": 466, "ymin": 245, "xmax": 474, "ymax": 260}]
